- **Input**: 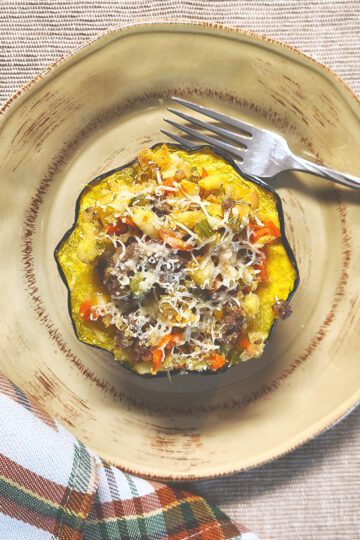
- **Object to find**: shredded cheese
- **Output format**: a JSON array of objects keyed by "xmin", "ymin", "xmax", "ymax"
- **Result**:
[{"xmin": 86, "ymin": 146, "xmax": 275, "ymax": 370}]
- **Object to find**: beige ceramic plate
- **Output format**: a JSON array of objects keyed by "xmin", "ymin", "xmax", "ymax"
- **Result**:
[{"xmin": 0, "ymin": 22, "xmax": 359, "ymax": 481}]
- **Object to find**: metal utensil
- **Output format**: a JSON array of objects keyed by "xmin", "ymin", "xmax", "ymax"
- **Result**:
[{"xmin": 162, "ymin": 97, "xmax": 360, "ymax": 189}]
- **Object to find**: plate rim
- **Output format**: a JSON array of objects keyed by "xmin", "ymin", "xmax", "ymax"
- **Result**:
[
  {"xmin": 95, "ymin": 399, "xmax": 360, "ymax": 482},
  {"xmin": 1, "ymin": 21, "xmax": 359, "ymax": 481},
  {"xmin": 1, "ymin": 20, "xmax": 359, "ymax": 120}
]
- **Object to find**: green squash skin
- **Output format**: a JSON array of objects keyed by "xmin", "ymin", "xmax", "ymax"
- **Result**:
[{"xmin": 54, "ymin": 143, "xmax": 300, "ymax": 378}]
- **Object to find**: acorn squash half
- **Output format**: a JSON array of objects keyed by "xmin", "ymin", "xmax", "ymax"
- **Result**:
[{"xmin": 55, "ymin": 144, "xmax": 299, "ymax": 376}]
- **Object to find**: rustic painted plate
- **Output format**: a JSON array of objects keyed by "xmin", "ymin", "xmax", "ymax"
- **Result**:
[{"xmin": 0, "ymin": 22, "xmax": 359, "ymax": 481}]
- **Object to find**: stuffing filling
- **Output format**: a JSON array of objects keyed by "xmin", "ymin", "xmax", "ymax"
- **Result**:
[{"xmin": 73, "ymin": 145, "xmax": 292, "ymax": 373}]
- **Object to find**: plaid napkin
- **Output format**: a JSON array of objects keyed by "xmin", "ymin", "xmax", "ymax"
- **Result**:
[{"xmin": 0, "ymin": 373, "xmax": 257, "ymax": 540}]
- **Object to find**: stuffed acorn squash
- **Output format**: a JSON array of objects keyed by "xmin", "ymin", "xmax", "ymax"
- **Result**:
[{"xmin": 55, "ymin": 144, "xmax": 299, "ymax": 375}]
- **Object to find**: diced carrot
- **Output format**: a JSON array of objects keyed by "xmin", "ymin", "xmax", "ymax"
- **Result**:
[
  {"xmin": 152, "ymin": 333, "xmax": 185, "ymax": 371},
  {"xmin": 120, "ymin": 217, "xmax": 138, "ymax": 229},
  {"xmin": 106, "ymin": 216, "xmax": 138, "ymax": 235},
  {"xmin": 152, "ymin": 349, "xmax": 164, "ymax": 371},
  {"xmin": 162, "ymin": 177, "xmax": 178, "ymax": 195},
  {"xmin": 79, "ymin": 301, "xmax": 92, "ymax": 320},
  {"xmin": 201, "ymin": 168, "xmax": 209, "ymax": 178},
  {"xmin": 211, "ymin": 353, "xmax": 226, "ymax": 371},
  {"xmin": 162, "ymin": 177, "xmax": 176, "ymax": 187},
  {"xmin": 239, "ymin": 337, "xmax": 251, "ymax": 350},
  {"xmin": 106, "ymin": 223, "xmax": 116, "ymax": 235},
  {"xmin": 79, "ymin": 301, "xmax": 98, "ymax": 321},
  {"xmin": 106, "ymin": 222, "xmax": 126, "ymax": 235},
  {"xmin": 159, "ymin": 228, "xmax": 192, "ymax": 251},
  {"xmin": 251, "ymin": 220, "xmax": 280, "ymax": 243},
  {"xmin": 157, "ymin": 334, "xmax": 175, "ymax": 350}
]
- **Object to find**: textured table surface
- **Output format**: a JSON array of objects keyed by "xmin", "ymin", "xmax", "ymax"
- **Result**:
[{"xmin": 1, "ymin": 2, "xmax": 359, "ymax": 539}]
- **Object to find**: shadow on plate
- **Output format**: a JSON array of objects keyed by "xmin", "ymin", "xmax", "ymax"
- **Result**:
[{"xmin": 272, "ymin": 170, "xmax": 360, "ymax": 205}]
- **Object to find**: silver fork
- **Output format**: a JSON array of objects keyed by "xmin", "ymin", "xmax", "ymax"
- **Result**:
[{"xmin": 161, "ymin": 97, "xmax": 360, "ymax": 190}]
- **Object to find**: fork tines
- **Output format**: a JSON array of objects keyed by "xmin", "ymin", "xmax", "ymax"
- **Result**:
[{"xmin": 162, "ymin": 96, "xmax": 258, "ymax": 160}]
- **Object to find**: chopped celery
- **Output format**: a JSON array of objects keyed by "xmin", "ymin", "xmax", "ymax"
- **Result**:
[
  {"xmin": 194, "ymin": 219, "xmax": 214, "ymax": 238},
  {"xmin": 129, "ymin": 273, "xmax": 151, "ymax": 297}
]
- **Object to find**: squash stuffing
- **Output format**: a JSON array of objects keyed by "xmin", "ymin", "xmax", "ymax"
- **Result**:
[{"xmin": 55, "ymin": 144, "xmax": 298, "ymax": 375}]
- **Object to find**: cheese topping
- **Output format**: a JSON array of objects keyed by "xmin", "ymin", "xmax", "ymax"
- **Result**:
[{"xmin": 75, "ymin": 144, "xmax": 289, "ymax": 373}]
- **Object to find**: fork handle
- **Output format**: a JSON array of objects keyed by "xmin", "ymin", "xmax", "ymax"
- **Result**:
[{"xmin": 292, "ymin": 155, "xmax": 360, "ymax": 190}]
